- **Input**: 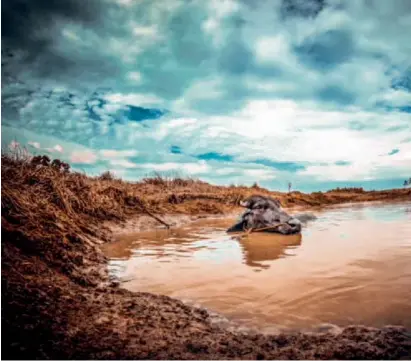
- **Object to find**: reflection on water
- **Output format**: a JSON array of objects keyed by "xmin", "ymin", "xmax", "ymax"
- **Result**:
[
  {"xmin": 238, "ymin": 233, "xmax": 302, "ymax": 271},
  {"xmin": 102, "ymin": 201, "xmax": 411, "ymax": 332}
]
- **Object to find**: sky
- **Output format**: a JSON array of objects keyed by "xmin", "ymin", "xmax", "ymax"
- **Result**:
[{"xmin": 1, "ymin": 0, "xmax": 411, "ymax": 192}]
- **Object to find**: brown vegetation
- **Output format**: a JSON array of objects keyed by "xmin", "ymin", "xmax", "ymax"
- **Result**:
[{"xmin": 2, "ymin": 154, "xmax": 411, "ymax": 359}]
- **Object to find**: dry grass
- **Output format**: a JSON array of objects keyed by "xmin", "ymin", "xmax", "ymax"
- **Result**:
[
  {"xmin": 2, "ymin": 153, "xmax": 410, "ymax": 227},
  {"xmin": 327, "ymin": 186, "xmax": 365, "ymax": 193}
]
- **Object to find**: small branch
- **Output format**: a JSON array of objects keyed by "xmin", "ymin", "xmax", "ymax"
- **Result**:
[
  {"xmin": 138, "ymin": 204, "xmax": 171, "ymax": 229},
  {"xmin": 250, "ymin": 223, "xmax": 287, "ymax": 233},
  {"xmin": 230, "ymin": 223, "xmax": 287, "ymax": 237},
  {"xmin": 245, "ymin": 227, "xmax": 254, "ymax": 235}
]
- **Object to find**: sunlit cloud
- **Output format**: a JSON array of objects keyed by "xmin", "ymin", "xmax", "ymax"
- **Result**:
[
  {"xmin": 2, "ymin": 0, "xmax": 410, "ymax": 191},
  {"xmin": 70, "ymin": 150, "xmax": 98, "ymax": 164}
]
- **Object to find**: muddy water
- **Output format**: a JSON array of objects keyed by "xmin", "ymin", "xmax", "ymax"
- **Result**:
[{"xmin": 103, "ymin": 201, "xmax": 411, "ymax": 333}]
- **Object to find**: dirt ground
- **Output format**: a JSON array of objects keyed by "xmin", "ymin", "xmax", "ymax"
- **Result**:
[
  {"xmin": 4, "ymin": 230, "xmax": 411, "ymax": 360},
  {"xmin": 2, "ymin": 155, "xmax": 411, "ymax": 359}
]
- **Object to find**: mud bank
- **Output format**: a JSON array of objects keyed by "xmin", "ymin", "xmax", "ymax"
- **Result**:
[
  {"xmin": 105, "ymin": 213, "xmax": 236, "ymax": 236},
  {"xmin": 2, "ymin": 155, "xmax": 411, "ymax": 359},
  {"xmin": 4, "ymin": 223, "xmax": 411, "ymax": 360}
]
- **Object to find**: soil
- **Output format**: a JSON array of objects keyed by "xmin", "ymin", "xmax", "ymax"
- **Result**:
[
  {"xmin": 104, "ymin": 213, "xmax": 235, "ymax": 236},
  {"xmin": 2, "ymin": 155, "xmax": 411, "ymax": 360}
]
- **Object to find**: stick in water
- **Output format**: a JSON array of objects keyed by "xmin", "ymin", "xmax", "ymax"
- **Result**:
[
  {"xmin": 251, "ymin": 223, "xmax": 287, "ymax": 233},
  {"xmin": 231, "ymin": 223, "xmax": 287, "ymax": 237},
  {"xmin": 139, "ymin": 204, "xmax": 171, "ymax": 229}
]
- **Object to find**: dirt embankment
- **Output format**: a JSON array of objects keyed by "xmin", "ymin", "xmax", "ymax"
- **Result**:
[{"xmin": 2, "ymin": 155, "xmax": 411, "ymax": 359}]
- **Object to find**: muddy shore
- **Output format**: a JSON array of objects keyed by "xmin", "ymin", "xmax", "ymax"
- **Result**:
[{"xmin": 2, "ymin": 156, "xmax": 411, "ymax": 359}]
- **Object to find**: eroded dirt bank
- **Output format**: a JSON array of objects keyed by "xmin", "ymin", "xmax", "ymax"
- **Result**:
[{"xmin": 2, "ymin": 155, "xmax": 411, "ymax": 359}]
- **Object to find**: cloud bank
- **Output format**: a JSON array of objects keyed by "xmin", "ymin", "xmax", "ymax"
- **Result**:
[{"xmin": 2, "ymin": 0, "xmax": 410, "ymax": 191}]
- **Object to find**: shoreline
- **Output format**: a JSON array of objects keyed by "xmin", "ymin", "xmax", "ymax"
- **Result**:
[
  {"xmin": 105, "ymin": 197, "xmax": 411, "ymax": 238},
  {"xmin": 2, "ymin": 156, "xmax": 411, "ymax": 359}
]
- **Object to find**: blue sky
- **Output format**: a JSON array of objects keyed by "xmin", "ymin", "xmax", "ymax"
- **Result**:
[{"xmin": 1, "ymin": 0, "xmax": 410, "ymax": 191}]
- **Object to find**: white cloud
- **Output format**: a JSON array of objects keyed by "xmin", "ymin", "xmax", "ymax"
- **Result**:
[
  {"xmin": 181, "ymin": 161, "xmax": 210, "ymax": 174},
  {"xmin": 255, "ymin": 35, "xmax": 291, "ymax": 64},
  {"xmin": 70, "ymin": 150, "xmax": 97, "ymax": 164},
  {"xmin": 116, "ymin": 0, "xmax": 133, "ymax": 6},
  {"xmin": 44, "ymin": 144, "xmax": 64, "ymax": 153},
  {"xmin": 109, "ymin": 168, "xmax": 127, "ymax": 178},
  {"xmin": 54, "ymin": 144, "xmax": 64, "ymax": 153},
  {"xmin": 203, "ymin": 0, "xmax": 240, "ymax": 44},
  {"xmin": 103, "ymin": 103, "xmax": 124, "ymax": 113},
  {"xmin": 104, "ymin": 93, "xmax": 163, "ymax": 107},
  {"xmin": 215, "ymin": 167, "xmax": 239, "ymax": 175},
  {"xmin": 136, "ymin": 161, "xmax": 210, "ymax": 175},
  {"xmin": 300, "ymin": 142, "xmax": 411, "ymax": 182},
  {"xmin": 300, "ymin": 164, "xmax": 375, "ymax": 182},
  {"xmin": 203, "ymin": 18, "xmax": 219, "ymax": 34},
  {"xmin": 28, "ymin": 141, "xmax": 41, "ymax": 149},
  {"xmin": 127, "ymin": 71, "xmax": 142, "ymax": 83},
  {"xmin": 130, "ymin": 98, "xmax": 409, "ymax": 182},
  {"xmin": 203, "ymin": 0, "xmax": 240, "ymax": 32},
  {"xmin": 62, "ymin": 28, "xmax": 81, "ymax": 42},
  {"xmin": 109, "ymin": 158, "xmax": 137, "ymax": 168},
  {"xmin": 376, "ymin": 89, "xmax": 411, "ymax": 107},
  {"xmin": 243, "ymin": 169, "xmax": 277, "ymax": 180},
  {"xmin": 132, "ymin": 25, "xmax": 159, "ymax": 38},
  {"xmin": 208, "ymin": 0, "xmax": 239, "ymax": 18},
  {"xmin": 99, "ymin": 149, "xmax": 138, "ymax": 158}
]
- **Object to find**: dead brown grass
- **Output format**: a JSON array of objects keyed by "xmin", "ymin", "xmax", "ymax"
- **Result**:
[{"xmin": 2, "ymin": 153, "xmax": 410, "ymax": 226}]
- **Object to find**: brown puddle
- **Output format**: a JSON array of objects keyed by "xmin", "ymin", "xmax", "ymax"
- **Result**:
[{"xmin": 102, "ymin": 201, "xmax": 411, "ymax": 333}]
